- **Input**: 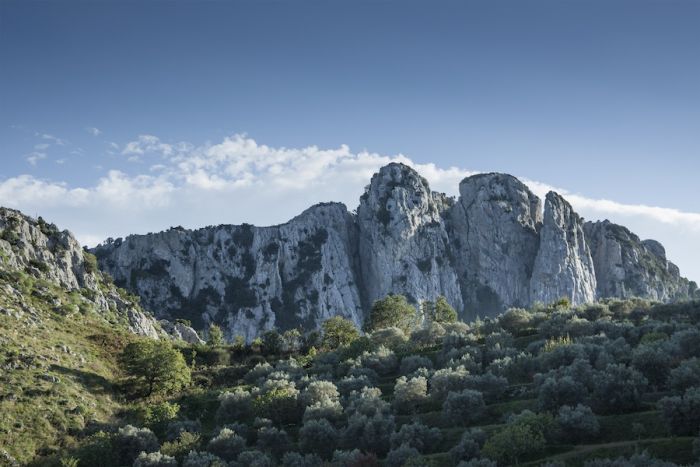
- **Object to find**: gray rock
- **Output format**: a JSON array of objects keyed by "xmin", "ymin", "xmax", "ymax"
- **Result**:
[
  {"xmin": 82, "ymin": 164, "xmax": 697, "ymax": 340},
  {"xmin": 530, "ymin": 192, "xmax": 596, "ymax": 306}
]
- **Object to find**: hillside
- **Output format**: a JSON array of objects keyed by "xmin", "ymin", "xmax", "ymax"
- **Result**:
[
  {"xmin": 35, "ymin": 296, "xmax": 700, "ymax": 467},
  {"xmin": 93, "ymin": 163, "xmax": 699, "ymax": 341},
  {"xmin": 0, "ymin": 208, "xmax": 169, "ymax": 464}
]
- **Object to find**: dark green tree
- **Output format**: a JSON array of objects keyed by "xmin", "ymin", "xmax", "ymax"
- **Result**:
[
  {"xmin": 119, "ymin": 339, "xmax": 191, "ymax": 397},
  {"xmin": 366, "ymin": 294, "xmax": 417, "ymax": 333},
  {"xmin": 321, "ymin": 316, "xmax": 360, "ymax": 350}
]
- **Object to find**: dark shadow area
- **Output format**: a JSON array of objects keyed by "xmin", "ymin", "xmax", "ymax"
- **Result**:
[{"xmin": 50, "ymin": 364, "xmax": 114, "ymax": 394}]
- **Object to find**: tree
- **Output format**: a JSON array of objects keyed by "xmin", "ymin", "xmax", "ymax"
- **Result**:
[
  {"xmin": 119, "ymin": 339, "xmax": 191, "ymax": 397},
  {"xmin": 299, "ymin": 419, "xmax": 339, "ymax": 460},
  {"xmin": 658, "ymin": 387, "xmax": 700, "ymax": 435},
  {"xmin": 443, "ymin": 389, "xmax": 486, "ymax": 425},
  {"xmin": 366, "ymin": 294, "xmax": 417, "ymax": 333},
  {"xmin": 555, "ymin": 404, "xmax": 600, "ymax": 443},
  {"xmin": 321, "ymin": 316, "xmax": 360, "ymax": 350},
  {"xmin": 208, "ymin": 324, "xmax": 225, "ymax": 347},
  {"xmin": 482, "ymin": 422, "xmax": 545, "ymax": 465},
  {"xmin": 432, "ymin": 296, "xmax": 458, "ymax": 323}
]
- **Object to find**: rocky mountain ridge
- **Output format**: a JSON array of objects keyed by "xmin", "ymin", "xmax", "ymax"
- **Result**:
[
  {"xmin": 90, "ymin": 163, "xmax": 699, "ymax": 341},
  {"xmin": 0, "ymin": 207, "xmax": 202, "ymax": 342}
]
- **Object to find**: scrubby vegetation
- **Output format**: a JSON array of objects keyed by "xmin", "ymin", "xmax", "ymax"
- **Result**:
[{"xmin": 6, "ymin": 288, "xmax": 700, "ymax": 466}]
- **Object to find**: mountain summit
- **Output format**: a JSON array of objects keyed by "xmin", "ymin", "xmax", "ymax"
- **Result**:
[{"xmin": 92, "ymin": 163, "xmax": 699, "ymax": 341}]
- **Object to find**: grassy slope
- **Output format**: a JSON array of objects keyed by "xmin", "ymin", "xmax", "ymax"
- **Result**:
[{"xmin": 0, "ymin": 268, "xmax": 132, "ymax": 464}]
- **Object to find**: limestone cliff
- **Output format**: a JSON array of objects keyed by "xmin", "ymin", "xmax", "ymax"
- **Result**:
[{"xmin": 89, "ymin": 163, "xmax": 698, "ymax": 339}]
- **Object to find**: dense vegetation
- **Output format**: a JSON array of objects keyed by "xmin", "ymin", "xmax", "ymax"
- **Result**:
[{"xmin": 19, "ymin": 294, "xmax": 700, "ymax": 467}]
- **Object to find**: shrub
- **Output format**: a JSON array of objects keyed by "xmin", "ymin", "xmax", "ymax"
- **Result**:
[
  {"xmin": 142, "ymin": 401, "xmax": 180, "ymax": 437},
  {"xmin": 385, "ymin": 443, "xmax": 420, "ymax": 467},
  {"xmin": 668, "ymin": 358, "xmax": 700, "ymax": 393},
  {"xmin": 253, "ymin": 380, "xmax": 302, "ymax": 424},
  {"xmin": 133, "ymin": 451, "xmax": 178, "ymax": 467},
  {"xmin": 481, "ymin": 422, "xmax": 545, "ymax": 465},
  {"xmin": 390, "ymin": 421, "xmax": 442, "ymax": 453},
  {"xmin": 537, "ymin": 376, "xmax": 587, "ymax": 412},
  {"xmin": 321, "ymin": 316, "xmax": 360, "ymax": 350},
  {"xmin": 208, "ymin": 324, "xmax": 225, "ymax": 347},
  {"xmin": 161, "ymin": 431, "xmax": 201, "ymax": 459},
  {"xmin": 457, "ymin": 460, "xmax": 497, "ymax": 467},
  {"xmin": 119, "ymin": 339, "xmax": 191, "ymax": 397},
  {"xmin": 114, "ymin": 425, "xmax": 159, "ymax": 466},
  {"xmin": 301, "ymin": 380, "xmax": 339, "ymax": 407},
  {"xmin": 430, "ymin": 366, "xmax": 471, "ymax": 401},
  {"xmin": 658, "ymin": 387, "xmax": 700, "ymax": 435},
  {"xmin": 591, "ymin": 364, "xmax": 648, "ymax": 414},
  {"xmin": 366, "ymin": 294, "xmax": 417, "ymax": 334},
  {"xmin": 393, "ymin": 376, "xmax": 428, "ymax": 413},
  {"xmin": 216, "ymin": 388, "xmax": 253, "ymax": 423},
  {"xmin": 342, "ymin": 413, "xmax": 395, "ymax": 457},
  {"xmin": 450, "ymin": 429, "xmax": 487, "ymax": 464},
  {"xmin": 345, "ymin": 386, "xmax": 390, "ymax": 417},
  {"xmin": 631, "ymin": 344, "xmax": 671, "ymax": 388},
  {"xmin": 370, "ymin": 327, "xmax": 409, "ymax": 350},
  {"xmin": 399, "ymin": 355, "xmax": 433, "ymax": 375},
  {"xmin": 332, "ymin": 449, "xmax": 379, "ymax": 466},
  {"xmin": 360, "ymin": 346, "xmax": 398, "ymax": 375},
  {"xmin": 555, "ymin": 404, "xmax": 600, "ymax": 443},
  {"xmin": 281, "ymin": 452, "xmax": 324, "ymax": 467},
  {"xmin": 181, "ymin": 451, "xmax": 226, "ymax": 467},
  {"xmin": 303, "ymin": 399, "xmax": 344, "ymax": 424},
  {"xmin": 237, "ymin": 449, "xmax": 274, "ymax": 467},
  {"xmin": 206, "ymin": 428, "xmax": 246, "ymax": 461},
  {"xmin": 443, "ymin": 389, "xmax": 486, "ymax": 425},
  {"xmin": 256, "ymin": 426, "xmax": 292, "ymax": 460},
  {"xmin": 299, "ymin": 418, "xmax": 339, "ymax": 460}
]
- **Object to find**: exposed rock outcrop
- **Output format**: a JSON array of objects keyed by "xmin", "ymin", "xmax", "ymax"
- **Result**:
[
  {"xmin": 584, "ymin": 220, "xmax": 695, "ymax": 302},
  {"xmin": 530, "ymin": 192, "xmax": 596, "ymax": 305},
  {"xmin": 88, "ymin": 163, "xmax": 698, "ymax": 340},
  {"xmin": 449, "ymin": 173, "xmax": 542, "ymax": 318},
  {"xmin": 0, "ymin": 207, "xmax": 163, "ymax": 339}
]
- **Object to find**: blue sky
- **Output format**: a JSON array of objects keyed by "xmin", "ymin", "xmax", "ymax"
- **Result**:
[{"xmin": 1, "ymin": 0, "xmax": 699, "ymax": 281}]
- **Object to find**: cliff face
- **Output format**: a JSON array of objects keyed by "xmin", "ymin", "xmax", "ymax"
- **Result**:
[
  {"xmin": 91, "ymin": 163, "xmax": 699, "ymax": 340},
  {"xmin": 0, "ymin": 207, "xmax": 164, "ymax": 339},
  {"xmin": 583, "ymin": 220, "xmax": 695, "ymax": 302}
]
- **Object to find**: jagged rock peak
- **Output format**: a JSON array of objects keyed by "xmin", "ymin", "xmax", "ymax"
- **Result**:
[
  {"xmin": 458, "ymin": 172, "xmax": 543, "ymax": 230},
  {"xmin": 530, "ymin": 191, "xmax": 597, "ymax": 306}
]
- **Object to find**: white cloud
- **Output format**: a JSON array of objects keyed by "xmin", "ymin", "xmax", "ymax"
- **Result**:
[
  {"xmin": 85, "ymin": 127, "xmax": 102, "ymax": 136},
  {"xmin": 38, "ymin": 133, "xmax": 66, "ymax": 145},
  {"xmin": 25, "ymin": 152, "xmax": 47, "ymax": 166},
  {"xmin": 122, "ymin": 134, "xmax": 174, "ymax": 157},
  {"xmin": 34, "ymin": 143, "xmax": 50, "ymax": 150},
  {"xmin": 1, "ymin": 134, "xmax": 699, "ymax": 280}
]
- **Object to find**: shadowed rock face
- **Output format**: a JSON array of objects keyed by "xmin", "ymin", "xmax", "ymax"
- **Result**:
[{"xmin": 90, "ymin": 163, "xmax": 699, "ymax": 340}]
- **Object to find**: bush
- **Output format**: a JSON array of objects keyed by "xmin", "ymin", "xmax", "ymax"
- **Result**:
[
  {"xmin": 631, "ymin": 344, "xmax": 671, "ymax": 388},
  {"xmin": 181, "ymin": 451, "xmax": 226, "ymax": 467},
  {"xmin": 114, "ymin": 425, "xmax": 159, "ymax": 466},
  {"xmin": 668, "ymin": 358, "xmax": 700, "ymax": 393},
  {"xmin": 142, "ymin": 401, "xmax": 180, "ymax": 437},
  {"xmin": 253, "ymin": 381, "xmax": 302, "ymax": 424},
  {"xmin": 450, "ymin": 429, "xmax": 486, "ymax": 464},
  {"xmin": 301, "ymin": 380, "xmax": 339, "ymax": 407},
  {"xmin": 443, "ymin": 389, "xmax": 486, "ymax": 425},
  {"xmin": 133, "ymin": 451, "xmax": 178, "ymax": 467},
  {"xmin": 342, "ymin": 413, "xmax": 395, "ymax": 457},
  {"xmin": 591, "ymin": 364, "xmax": 648, "ymax": 414},
  {"xmin": 390, "ymin": 421, "xmax": 442, "ymax": 453},
  {"xmin": 216, "ymin": 388, "xmax": 253, "ymax": 423},
  {"xmin": 160, "ymin": 431, "xmax": 201, "ymax": 460},
  {"xmin": 366, "ymin": 294, "xmax": 417, "ymax": 333},
  {"xmin": 256, "ymin": 426, "xmax": 291, "ymax": 459},
  {"xmin": 370, "ymin": 327, "xmax": 409, "ymax": 350},
  {"xmin": 237, "ymin": 449, "xmax": 274, "ymax": 467},
  {"xmin": 332, "ymin": 449, "xmax": 379, "ymax": 466},
  {"xmin": 360, "ymin": 345, "xmax": 399, "ymax": 375},
  {"xmin": 537, "ymin": 376, "xmax": 587, "ymax": 412},
  {"xmin": 481, "ymin": 422, "xmax": 545, "ymax": 465},
  {"xmin": 281, "ymin": 452, "xmax": 324, "ymax": 467},
  {"xmin": 206, "ymin": 428, "xmax": 246, "ymax": 461},
  {"xmin": 303, "ymin": 399, "xmax": 344, "ymax": 424},
  {"xmin": 321, "ymin": 316, "xmax": 360, "ymax": 350},
  {"xmin": 393, "ymin": 376, "xmax": 428, "ymax": 413},
  {"xmin": 345, "ymin": 386, "xmax": 390, "ymax": 417},
  {"xmin": 385, "ymin": 443, "xmax": 420, "ymax": 467},
  {"xmin": 658, "ymin": 387, "xmax": 700, "ymax": 435},
  {"xmin": 430, "ymin": 366, "xmax": 471, "ymax": 401},
  {"xmin": 299, "ymin": 418, "xmax": 339, "ymax": 460},
  {"xmin": 555, "ymin": 404, "xmax": 600, "ymax": 443},
  {"xmin": 399, "ymin": 355, "xmax": 433, "ymax": 375},
  {"xmin": 457, "ymin": 460, "xmax": 497, "ymax": 467}
]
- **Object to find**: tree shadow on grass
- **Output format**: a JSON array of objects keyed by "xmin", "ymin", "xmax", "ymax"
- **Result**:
[{"xmin": 50, "ymin": 364, "xmax": 114, "ymax": 394}]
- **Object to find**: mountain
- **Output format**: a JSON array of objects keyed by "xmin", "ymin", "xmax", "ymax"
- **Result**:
[{"xmin": 92, "ymin": 163, "xmax": 699, "ymax": 341}]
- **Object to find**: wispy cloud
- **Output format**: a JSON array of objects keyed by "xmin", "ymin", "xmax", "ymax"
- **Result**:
[
  {"xmin": 24, "ymin": 152, "xmax": 47, "ymax": 166},
  {"xmin": 85, "ymin": 127, "xmax": 102, "ymax": 136},
  {"xmin": 122, "ymin": 134, "xmax": 175, "ymax": 157},
  {"xmin": 38, "ymin": 133, "xmax": 66, "ymax": 145}
]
